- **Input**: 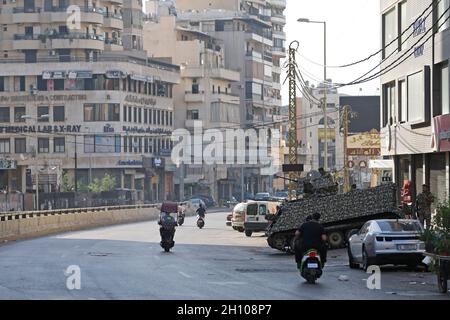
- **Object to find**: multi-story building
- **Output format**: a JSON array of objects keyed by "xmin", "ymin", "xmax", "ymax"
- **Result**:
[
  {"xmin": 380, "ymin": 0, "xmax": 450, "ymax": 206},
  {"xmin": 0, "ymin": 0, "xmax": 180, "ymax": 207},
  {"xmin": 173, "ymin": 0, "xmax": 286, "ymax": 195},
  {"xmin": 143, "ymin": 5, "xmax": 241, "ymax": 202},
  {"xmin": 299, "ymin": 81, "xmax": 343, "ymax": 172}
]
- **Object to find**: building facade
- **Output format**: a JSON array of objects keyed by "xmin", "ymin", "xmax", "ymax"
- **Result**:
[
  {"xmin": 380, "ymin": 0, "xmax": 450, "ymax": 206},
  {"xmin": 143, "ymin": 9, "xmax": 241, "ymax": 202},
  {"xmin": 173, "ymin": 0, "xmax": 286, "ymax": 196},
  {"xmin": 0, "ymin": 0, "xmax": 180, "ymax": 208}
]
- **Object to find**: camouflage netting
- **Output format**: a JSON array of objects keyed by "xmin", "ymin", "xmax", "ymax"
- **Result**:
[{"xmin": 267, "ymin": 183, "xmax": 398, "ymax": 236}]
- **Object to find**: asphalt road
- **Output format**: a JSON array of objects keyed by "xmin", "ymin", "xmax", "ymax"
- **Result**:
[{"xmin": 0, "ymin": 210, "xmax": 449, "ymax": 300}]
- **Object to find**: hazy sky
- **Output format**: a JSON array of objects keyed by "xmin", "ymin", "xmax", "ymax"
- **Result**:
[{"xmin": 282, "ymin": 0, "xmax": 381, "ymax": 104}]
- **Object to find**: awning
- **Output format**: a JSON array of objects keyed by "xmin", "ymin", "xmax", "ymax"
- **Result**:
[{"xmin": 369, "ymin": 159, "xmax": 394, "ymax": 169}]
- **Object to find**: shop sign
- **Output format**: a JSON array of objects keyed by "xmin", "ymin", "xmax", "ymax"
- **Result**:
[
  {"xmin": 433, "ymin": 114, "xmax": 450, "ymax": 152},
  {"xmin": 123, "ymin": 126, "xmax": 172, "ymax": 135},
  {"xmin": 124, "ymin": 95, "xmax": 157, "ymax": 106},
  {"xmin": 68, "ymin": 71, "xmax": 93, "ymax": 79},
  {"xmin": 0, "ymin": 94, "xmax": 87, "ymax": 103},
  {"xmin": 42, "ymin": 71, "xmax": 66, "ymax": 79},
  {"xmin": 117, "ymin": 160, "xmax": 143, "ymax": 166},
  {"xmin": 347, "ymin": 132, "xmax": 381, "ymax": 156},
  {"xmin": 103, "ymin": 124, "xmax": 114, "ymax": 133},
  {"xmin": 153, "ymin": 158, "xmax": 163, "ymax": 168},
  {"xmin": 106, "ymin": 70, "xmax": 126, "ymax": 79},
  {"xmin": 159, "ymin": 148, "xmax": 172, "ymax": 157},
  {"xmin": 0, "ymin": 159, "xmax": 17, "ymax": 170},
  {"xmin": 0, "ymin": 125, "xmax": 81, "ymax": 134}
]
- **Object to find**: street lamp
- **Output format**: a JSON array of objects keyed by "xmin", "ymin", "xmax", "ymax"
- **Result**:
[{"xmin": 297, "ymin": 18, "xmax": 328, "ymax": 171}]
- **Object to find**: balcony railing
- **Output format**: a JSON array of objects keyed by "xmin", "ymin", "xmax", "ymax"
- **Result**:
[
  {"xmin": 14, "ymin": 32, "xmax": 105, "ymax": 41},
  {"xmin": 104, "ymin": 38, "xmax": 123, "ymax": 45},
  {"xmin": 103, "ymin": 12, "xmax": 123, "ymax": 19},
  {"xmin": 12, "ymin": 6, "xmax": 104, "ymax": 14}
]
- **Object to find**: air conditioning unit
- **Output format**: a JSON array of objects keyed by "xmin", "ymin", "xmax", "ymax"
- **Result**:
[
  {"xmin": 49, "ymin": 50, "xmax": 57, "ymax": 56},
  {"xmin": 11, "ymin": 0, "xmax": 16, "ymax": 3}
]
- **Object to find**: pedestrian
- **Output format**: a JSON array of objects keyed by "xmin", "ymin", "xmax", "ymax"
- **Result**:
[{"xmin": 416, "ymin": 184, "xmax": 434, "ymax": 228}]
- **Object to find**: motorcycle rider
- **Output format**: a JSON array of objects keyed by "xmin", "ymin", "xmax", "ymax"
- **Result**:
[
  {"xmin": 294, "ymin": 212, "xmax": 327, "ymax": 267},
  {"xmin": 158, "ymin": 211, "xmax": 177, "ymax": 239},
  {"xmin": 196, "ymin": 203, "xmax": 206, "ymax": 219}
]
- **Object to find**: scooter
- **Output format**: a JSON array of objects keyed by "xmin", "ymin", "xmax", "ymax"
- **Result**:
[
  {"xmin": 298, "ymin": 249, "xmax": 323, "ymax": 284},
  {"xmin": 177, "ymin": 212, "xmax": 185, "ymax": 226},
  {"xmin": 197, "ymin": 215, "xmax": 205, "ymax": 229},
  {"xmin": 160, "ymin": 224, "xmax": 176, "ymax": 252}
]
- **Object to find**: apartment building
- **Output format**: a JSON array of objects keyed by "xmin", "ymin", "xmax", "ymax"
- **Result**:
[
  {"xmin": 298, "ymin": 81, "xmax": 343, "ymax": 173},
  {"xmin": 173, "ymin": 0, "xmax": 286, "ymax": 195},
  {"xmin": 143, "ymin": 7, "xmax": 241, "ymax": 202},
  {"xmin": 0, "ymin": 0, "xmax": 180, "ymax": 206},
  {"xmin": 380, "ymin": 0, "xmax": 450, "ymax": 205}
]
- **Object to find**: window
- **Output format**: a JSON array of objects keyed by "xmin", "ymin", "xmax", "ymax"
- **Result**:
[
  {"xmin": 133, "ymin": 107, "xmax": 137, "ymax": 122},
  {"xmin": 383, "ymin": 8, "xmax": 397, "ymax": 58},
  {"xmin": 144, "ymin": 109, "xmax": 148, "ymax": 124},
  {"xmin": 24, "ymin": 50, "xmax": 37, "ymax": 63},
  {"xmin": 14, "ymin": 138, "xmax": 26, "ymax": 154},
  {"xmin": 399, "ymin": 1, "xmax": 408, "ymax": 51},
  {"xmin": 187, "ymin": 110, "xmax": 199, "ymax": 120},
  {"xmin": 14, "ymin": 76, "xmax": 26, "ymax": 92},
  {"xmin": 38, "ymin": 106, "xmax": 49, "ymax": 122},
  {"xmin": 84, "ymin": 135, "xmax": 121, "ymax": 153},
  {"xmin": 37, "ymin": 76, "xmax": 47, "ymax": 91},
  {"xmin": 440, "ymin": 62, "xmax": 449, "ymax": 115},
  {"xmin": 157, "ymin": 110, "xmax": 161, "ymax": 124},
  {"xmin": 0, "ymin": 76, "xmax": 5, "ymax": 92},
  {"xmin": 54, "ymin": 79, "xmax": 64, "ymax": 91},
  {"xmin": 84, "ymin": 104, "xmax": 120, "ymax": 121},
  {"xmin": 123, "ymin": 106, "xmax": 127, "ymax": 122},
  {"xmin": 53, "ymin": 106, "xmax": 65, "ymax": 122},
  {"xmin": 399, "ymin": 80, "xmax": 407, "ymax": 122},
  {"xmin": 407, "ymin": 71, "xmax": 424, "ymax": 122},
  {"xmin": 382, "ymin": 82, "xmax": 395, "ymax": 126},
  {"xmin": 54, "ymin": 137, "xmax": 65, "ymax": 153},
  {"xmin": 0, "ymin": 107, "xmax": 10, "ymax": 122},
  {"xmin": 169, "ymin": 111, "xmax": 173, "ymax": 126},
  {"xmin": 0, "ymin": 139, "xmax": 10, "ymax": 153},
  {"xmin": 438, "ymin": 0, "xmax": 450, "ymax": 32},
  {"xmin": 138, "ymin": 108, "xmax": 142, "ymax": 123},
  {"xmin": 14, "ymin": 107, "xmax": 25, "ymax": 122},
  {"xmin": 165, "ymin": 111, "xmax": 169, "ymax": 126},
  {"xmin": 38, "ymin": 138, "xmax": 49, "ymax": 153}
]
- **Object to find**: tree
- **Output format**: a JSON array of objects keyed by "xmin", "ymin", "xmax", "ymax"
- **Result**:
[
  {"xmin": 61, "ymin": 172, "xmax": 74, "ymax": 192},
  {"xmin": 100, "ymin": 173, "xmax": 116, "ymax": 192}
]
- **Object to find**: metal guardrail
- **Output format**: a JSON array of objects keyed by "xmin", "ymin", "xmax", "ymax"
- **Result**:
[{"xmin": 0, "ymin": 203, "xmax": 161, "ymax": 221}]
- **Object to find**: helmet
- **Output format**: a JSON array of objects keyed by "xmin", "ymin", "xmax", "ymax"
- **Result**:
[{"xmin": 312, "ymin": 212, "xmax": 321, "ymax": 221}]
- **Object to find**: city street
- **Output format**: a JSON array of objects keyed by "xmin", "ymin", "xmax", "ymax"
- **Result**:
[{"xmin": 0, "ymin": 210, "xmax": 448, "ymax": 300}]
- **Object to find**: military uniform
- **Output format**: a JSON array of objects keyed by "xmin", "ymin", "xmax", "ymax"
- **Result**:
[{"xmin": 416, "ymin": 191, "xmax": 434, "ymax": 228}]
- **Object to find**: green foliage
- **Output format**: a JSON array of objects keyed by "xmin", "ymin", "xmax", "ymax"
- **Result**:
[
  {"xmin": 87, "ymin": 174, "xmax": 116, "ymax": 193},
  {"xmin": 422, "ymin": 201, "xmax": 450, "ymax": 256},
  {"xmin": 61, "ymin": 172, "xmax": 74, "ymax": 192}
]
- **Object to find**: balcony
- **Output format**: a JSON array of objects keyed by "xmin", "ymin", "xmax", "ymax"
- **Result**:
[
  {"xmin": 105, "ymin": 0, "xmax": 123, "ymax": 4},
  {"xmin": 268, "ymin": 0, "xmax": 287, "ymax": 8},
  {"xmin": 185, "ymin": 91, "xmax": 205, "ymax": 103},
  {"xmin": 50, "ymin": 33, "xmax": 105, "ymax": 50},
  {"xmin": 12, "ymin": 34, "xmax": 43, "ymax": 50},
  {"xmin": 272, "ymin": 46, "xmax": 286, "ymax": 57},
  {"xmin": 183, "ymin": 67, "xmax": 204, "ymax": 78},
  {"xmin": 210, "ymin": 68, "xmax": 240, "ymax": 82},
  {"xmin": 271, "ymin": 14, "xmax": 286, "ymax": 25},
  {"xmin": 11, "ymin": 7, "xmax": 41, "ymax": 23},
  {"xmin": 245, "ymin": 30, "xmax": 273, "ymax": 46},
  {"xmin": 104, "ymin": 38, "xmax": 123, "ymax": 51},
  {"xmin": 211, "ymin": 93, "xmax": 240, "ymax": 104},
  {"xmin": 103, "ymin": 13, "xmax": 124, "ymax": 29}
]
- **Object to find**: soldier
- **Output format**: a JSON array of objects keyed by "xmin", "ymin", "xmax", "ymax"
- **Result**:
[{"xmin": 416, "ymin": 184, "xmax": 434, "ymax": 228}]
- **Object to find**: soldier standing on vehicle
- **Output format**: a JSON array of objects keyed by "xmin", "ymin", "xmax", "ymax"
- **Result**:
[{"xmin": 416, "ymin": 184, "xmax": 434, "ymax": 228}]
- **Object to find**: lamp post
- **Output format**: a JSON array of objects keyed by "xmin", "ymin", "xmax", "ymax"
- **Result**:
[{"xmin": 297, "ymin": 18, "xmax": 328, "ymax": 171}]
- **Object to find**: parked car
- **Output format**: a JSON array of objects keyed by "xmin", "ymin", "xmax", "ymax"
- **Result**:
[
  {"xmin": 191, "ymin": 195, "xmax": 216, "ymax": 208},
  {"xmin": 225, "ymin": 196, "xmax": 239, "ymax": 208},
  {"xmin": 243, "ymin": 201, "xmax": 279, "ymax": 237},
  {"xmin": 347, "ymin": 219, "xmax": 425, "ymax": 271},
  {"xmin": 254, "ymin": 192, "xmax": 271, "ymax": 201},
  {"xmin": 274, "ymin": 191, "xmax": 289, "ymax": 200},
  {"xmin": 231, "ymin": 202, "xmax": 246, "ymax": 232}
]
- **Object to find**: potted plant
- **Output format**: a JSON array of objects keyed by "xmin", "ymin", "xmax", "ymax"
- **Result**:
[{"xmin": 422, "ymin": 201, "xmax": 450, "ymax": 256}]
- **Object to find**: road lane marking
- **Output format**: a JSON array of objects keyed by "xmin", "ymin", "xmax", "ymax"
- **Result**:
[
  {"xmin": 179, "ymin": 272, "xmax": 192, "ymax": 279},
  {"xmin": 207, "ymin": 281, "xmax": 247, "ymax": 286}
]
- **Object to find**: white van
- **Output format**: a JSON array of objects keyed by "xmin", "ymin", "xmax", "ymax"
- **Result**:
[{"xmin": 243, "ymin": 201, "xmax": 279, "ymax": 237}]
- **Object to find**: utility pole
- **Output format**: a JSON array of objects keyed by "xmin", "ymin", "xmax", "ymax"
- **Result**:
[
  {"xmin": 74, "ymin": 135, "xmax": 78, "ymax": 192},
  {"xmin": 287, "ymin": 41, "xmax": 299, "ymax": 200},
  {"xmin": 179, "ymin": 162, "xmax": 184, "ymax": 201}
]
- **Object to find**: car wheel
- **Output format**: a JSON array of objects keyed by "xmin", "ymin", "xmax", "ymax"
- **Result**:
[
  {"xmin": 347, "ymin": 245, "xmax": 359, "ymax": 269},
  {"xmin": 245, "ymin": 230, "xmax": 252, "ymax": 237},
  {"xmin": 438, "ymin": 265, "xmax": 448, "ymax": 293},
  {"xmin": 362, "ymin": 247, "xmax": 375, "ymax": 271},
  {"xmin": 238, "ymin": 227, "xmax": 245, "ymax": 233},
  {"xmin": 328, "ymin": 231, "xmax": 345, "ymax": 249}
]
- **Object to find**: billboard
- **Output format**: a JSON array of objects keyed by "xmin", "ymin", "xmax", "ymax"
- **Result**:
[{"xmin": 347, "ymin": 132, "xmax": 381, "ymax": 156}]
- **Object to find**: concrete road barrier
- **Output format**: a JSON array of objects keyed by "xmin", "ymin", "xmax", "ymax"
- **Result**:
[{"xmin": 0, "ymin": 207, "xmax": 160, "ymax": 242}]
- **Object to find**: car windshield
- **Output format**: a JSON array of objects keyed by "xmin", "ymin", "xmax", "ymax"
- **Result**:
[
  {"xmin": 275, "ymin": 192, "xmax": 288, "ymax": 197},
  {"xmin": 377, "ymin": 221, "xmax": 422, "ymax": 232}
]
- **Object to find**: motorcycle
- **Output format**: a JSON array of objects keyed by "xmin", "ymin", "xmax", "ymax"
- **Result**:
[
  {"xmin": 197, "ymin": 215, "xmax": 205, "ymax": 229},
  {"xmin": 298, "ymin": 249, "xmax": 323, "ymax": 284},
  {"xmin": 159, "ymin": 202, "xmax": 178, "ymax": 252},
  {"xmin": 177, "ymin": 211, "xmax": 185, "ymax": 226}
]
